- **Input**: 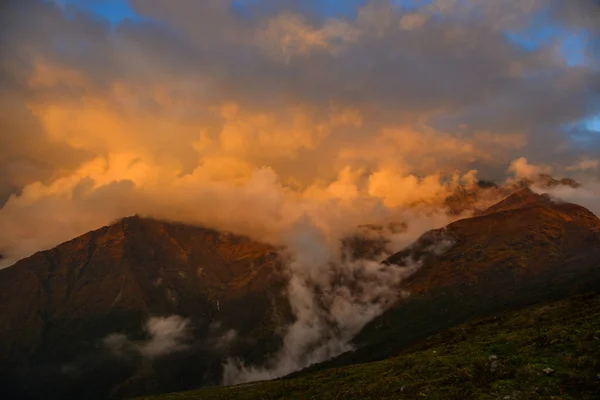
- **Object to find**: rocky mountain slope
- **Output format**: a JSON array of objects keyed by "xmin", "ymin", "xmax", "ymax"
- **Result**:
[
  {"xmin": 443, "ymin": 174, "xmax": 581, "ymax": 216},
  {"xmin": 310, "ymin": 188, "xmax": 600, "ymax": 372},
  {"xmin": 0, "ymin": 216, "xmax": 291, "ymax": 399}
]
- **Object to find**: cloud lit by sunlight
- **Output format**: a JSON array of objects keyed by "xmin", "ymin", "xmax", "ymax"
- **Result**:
[{"xmin": 0, "ymin": 0, "xmax": 599, "ymax": 266}]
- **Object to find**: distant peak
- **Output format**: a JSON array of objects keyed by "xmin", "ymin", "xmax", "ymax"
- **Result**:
[
  {"xmin": 532, "ymin": 174, "xmax": 581, "ymax": 189},
  {"xmin": 480, "ymin": 188, "xmax": 551, "ymax": 216},
  {"xmin": 558, "ymin": 178, "xmax": 581, "ymax": 188},
  {"xmin": 476, "ymin": 180, "xmax": 499, "ymax": 189},
  {"xmin": 120, "ymin": 214, "xmax": 143, "ymax": 223}
]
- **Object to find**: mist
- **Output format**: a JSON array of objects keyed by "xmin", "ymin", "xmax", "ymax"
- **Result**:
[
  {"xmin": 104, "ymin": 315, "xmax": 192, "ymax": 359},
  {"xmin": 223, "ymin": 219, "xmax": 455, "ymax": 384}
]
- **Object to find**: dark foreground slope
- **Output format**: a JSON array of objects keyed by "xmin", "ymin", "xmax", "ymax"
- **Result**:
[
  {"xmin": 0, "ymin": 216, "xmax": 291, "ymax": 400},
  {"xmin": 312, "ymin": 188, "xmax": 600, "ymax": 371},
  {"xmin": 136, "ymin": 291, "xmax": 600, "ymax": 400}
]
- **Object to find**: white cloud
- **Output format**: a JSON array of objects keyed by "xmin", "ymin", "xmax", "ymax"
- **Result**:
[{"xmin": 103, "ymin": 315, "xmax": 191, "ymax": 359}]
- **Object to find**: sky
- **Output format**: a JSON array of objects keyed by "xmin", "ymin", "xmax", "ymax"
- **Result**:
[
  {"xmin": 0, "ymin": 0, "xmax": 600, "ymax": 266},
  {"xmin": 53, "ymin": 0, "xmax": 142, "ymax": 24},
  {"xmin": 50, "ymin": 0, "xmax": 597, "ymax": 67}
]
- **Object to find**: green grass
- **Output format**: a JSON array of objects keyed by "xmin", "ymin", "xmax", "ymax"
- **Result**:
[{"xmin": 136, "ymin": 292, "xmax": 600, "ymax": 400}]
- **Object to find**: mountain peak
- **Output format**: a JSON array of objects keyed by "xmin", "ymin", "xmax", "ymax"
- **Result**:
[
  {"xmin": 445, "ymin": 173, "xmax": 581, "ymax": 217},
  {"xmin": 381, "ymin": 186, "xmax": 600, "ymax": 299},
  {"xmin": 479, "ymin": 187, "xmax": 551, "ymax": 216},
  {"xmin": 537, "ymin": 174, "xmax": 581, "ymax": 189}
]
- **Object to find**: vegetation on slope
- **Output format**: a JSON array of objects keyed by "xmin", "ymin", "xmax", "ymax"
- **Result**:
[{"xmin": 137, "ymin": 291, "xmax": 600, "ymax": 400}]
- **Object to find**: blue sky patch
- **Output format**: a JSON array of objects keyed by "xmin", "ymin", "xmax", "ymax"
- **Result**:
[{"xmin": 55, "ymin": 0, "xmax": 141, "ymax": 24}]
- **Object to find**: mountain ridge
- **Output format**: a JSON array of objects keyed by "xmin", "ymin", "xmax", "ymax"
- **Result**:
[
  {"xmin": 298, "ymin": 186, "xmax": 600, "ymax": 375},
  {"xmin": 1, "ymin": 177, "xmax": 598, "ymax": 399}
]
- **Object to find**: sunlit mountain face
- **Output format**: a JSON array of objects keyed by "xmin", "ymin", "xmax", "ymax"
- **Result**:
[{"xmin": 0, "ymin": 1, "xmax": 600, "ymax": 399}]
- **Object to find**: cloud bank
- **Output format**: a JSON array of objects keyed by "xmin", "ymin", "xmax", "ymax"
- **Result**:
[{"xmin": 1, "ymin": 0, "xmax": 598, "ymax": 266}]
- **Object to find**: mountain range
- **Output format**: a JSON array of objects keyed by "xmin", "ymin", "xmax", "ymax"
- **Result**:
[{"xmin": 1, "ymin": 176, "xmax": 599, "ymax": 399}]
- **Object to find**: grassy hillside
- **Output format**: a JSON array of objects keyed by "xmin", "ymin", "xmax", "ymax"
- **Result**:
[{"xmin": 137, "ymin": 291, "xmax": 600, "ymax": 400}]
